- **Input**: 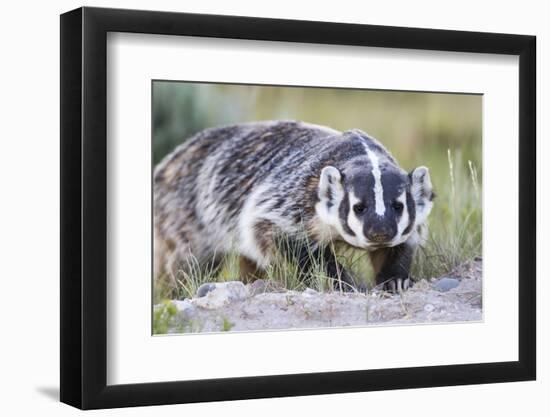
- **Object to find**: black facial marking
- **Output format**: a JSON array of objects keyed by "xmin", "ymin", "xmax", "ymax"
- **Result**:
[
  {"xmin": 338, "ymin": 191, "xmax": 356, "ymax": 236},
  {"xmin": 380, "ymin": 170, "xmax": 408, "ymax": 203},
  {"xmin": 347, "ymin": 166, "xmax": 409, "ymax": 243},
  {"xmin": 403, "ymin": 191, "xmax": 416, "ymax": 235}
]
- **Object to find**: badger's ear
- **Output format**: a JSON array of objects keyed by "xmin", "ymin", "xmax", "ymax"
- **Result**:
[
  {"xmin": 318, "ymin": 166, "xmax": 344, "ymax": 203},
  {"xmin": 410, "ymin": 166, "xmax": 434, "ymax": 223}
]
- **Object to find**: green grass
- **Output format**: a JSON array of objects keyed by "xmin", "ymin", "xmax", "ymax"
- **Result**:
[
  {"xmin": 153, "ymin": 300, "xmax": 179, "ymax": 334},
  {"xmin": 412, "ymin": 149, "xmax": 482, "ymax": 279},
  {"xmin": 221, "ymin": 317, "xmax": 234, "ymax": 332},
  {"xmin": 154, "ymin": 148, "xmax": 481, "ymax": 304},
  {"xmin": 153, "ymin": 300, "xmax": 204, "ymax": 334}
]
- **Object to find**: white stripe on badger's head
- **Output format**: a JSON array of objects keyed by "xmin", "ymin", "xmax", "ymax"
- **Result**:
[{"xmin": 363, "ymin": 145, "xmax": 385, "ymax": 217}]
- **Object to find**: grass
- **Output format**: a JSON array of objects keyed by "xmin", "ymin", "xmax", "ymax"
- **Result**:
[
  {"xmin": 221, "ymin": 317, "xmax": 234, "ymax": 332},
  {"xmin": 153, "ymin": 300, "xmax": 204, "ymax": 334},
  {"xmin": 154, "ymin": 148, "xmax": 482, "ymax": 304},
  {"xmin": 412, "ymin": 149, "xmax": 482, "ymax": 279},
  {"xmin": 153, "ymin": 300, "xmax": 178, "ymax": 334}
]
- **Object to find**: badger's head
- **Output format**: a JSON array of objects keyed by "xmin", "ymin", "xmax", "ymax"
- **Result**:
[{"xmin": 315, "ymin": 159, "xmax": 434, "ymax": 250}]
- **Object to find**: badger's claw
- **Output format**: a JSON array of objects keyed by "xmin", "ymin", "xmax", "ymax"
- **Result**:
[{"xmin": 381, "ymin": 277, "xmax": 412, "ymax": 294}]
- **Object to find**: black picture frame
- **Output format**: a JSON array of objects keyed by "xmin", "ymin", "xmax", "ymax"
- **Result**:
[{"xmin": 60, "ymin": 6, "xmax": 536, "ymax": 410}]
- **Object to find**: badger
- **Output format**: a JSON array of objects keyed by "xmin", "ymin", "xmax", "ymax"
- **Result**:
[{"xmin": 154, "ymin": 120, "xmax": 434, "ymax": 293}]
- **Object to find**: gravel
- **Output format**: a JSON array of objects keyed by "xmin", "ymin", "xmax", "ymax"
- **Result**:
[{"xmin": 158, "ymin": 259, "xmax": 483, "ymax": 334}]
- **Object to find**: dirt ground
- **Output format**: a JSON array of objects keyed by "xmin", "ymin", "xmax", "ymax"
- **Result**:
[{"xmin": 158, "ymin": 258, "xmax": 482, "ymax": 334}]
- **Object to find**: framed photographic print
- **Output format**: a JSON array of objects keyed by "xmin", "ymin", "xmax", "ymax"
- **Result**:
[{"xmin": 60, "ymin": 6, "xmax": 536, "ymax": 409}]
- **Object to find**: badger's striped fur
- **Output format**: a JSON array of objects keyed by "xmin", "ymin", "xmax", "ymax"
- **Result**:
[{"xmin": 154, "ymin": 121, "xmax": 434, "ymax": 292}]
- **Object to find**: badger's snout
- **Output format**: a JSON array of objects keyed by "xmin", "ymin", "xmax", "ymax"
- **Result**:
[{"xmin": 365, "ymin": 223, "xmax": 395, "ymax": 243}]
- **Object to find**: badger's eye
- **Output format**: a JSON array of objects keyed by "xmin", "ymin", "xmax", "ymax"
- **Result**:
[
  {"xmin": 353, "ymin": 203, "xmax": 366, "ymax": 215},
  {"xmin": 392, "ymin": 201, "xmax": 404, "ymax": 212}
]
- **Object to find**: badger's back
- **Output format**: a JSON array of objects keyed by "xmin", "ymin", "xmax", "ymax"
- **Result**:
[{"xmin": 154, "ymin": 120, "xmax": 396, "ymax": 270}]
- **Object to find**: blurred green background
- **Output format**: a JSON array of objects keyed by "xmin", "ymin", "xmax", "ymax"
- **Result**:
[
  {"xmin": 153, "ymin": 81, "xmax": 481, "ymax": 173},
  {"xmin": 152, "ymin": 81, "xmax": 482, "ymax": 297}
]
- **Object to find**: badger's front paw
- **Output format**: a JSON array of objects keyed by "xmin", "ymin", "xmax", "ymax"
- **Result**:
[{"xmin": 378, "ymin": 277, "xmax": 412, "ymax": 293}]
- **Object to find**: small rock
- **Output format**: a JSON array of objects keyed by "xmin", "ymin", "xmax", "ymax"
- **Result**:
[
  {"xmin": 424, "ymin": 303, "xmax": 435, "ymax": 312},
  {"xmin": 194, "ymin": 281, "xmax": 249, "ymax": 309},
  {"xmin": 197, "ymin": 283, "xmax": 216, "ymax": 297},
  {"xmin": 434, "ymin": 277, "xmax": 460, "ymax": 292}
]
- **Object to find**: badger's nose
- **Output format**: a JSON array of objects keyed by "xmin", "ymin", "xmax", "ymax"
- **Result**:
[{"xmin": 366, "ymin": 228, "xmax": 392, "ymax": 243}]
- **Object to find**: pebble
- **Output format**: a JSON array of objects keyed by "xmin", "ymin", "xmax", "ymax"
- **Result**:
[
  {"xmin": 194, "ymin": 281, "xmax": 249, "ymax": 309},
  {"xmin": 197, "ymin": 283, "xmax": 216, "ymax": 297},
  {"xmin": 434, "ymin": 277, "xmax": 460, "ymax": 292}
]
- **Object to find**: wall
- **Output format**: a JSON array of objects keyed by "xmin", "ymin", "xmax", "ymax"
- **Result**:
[{"xmin": 0, "ymin": 0, "xmax": 545, "ymax": 415}]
